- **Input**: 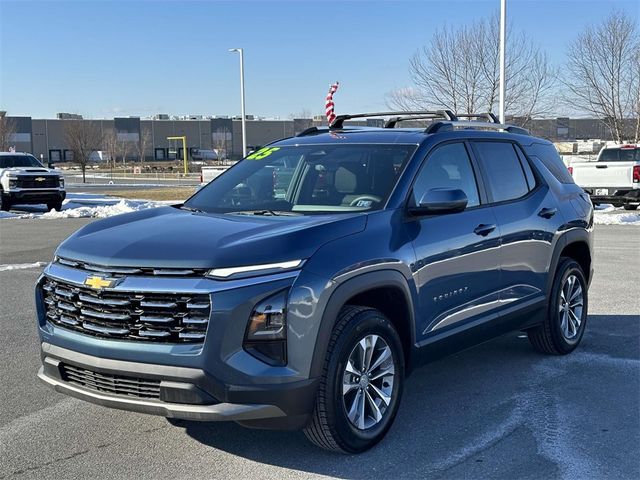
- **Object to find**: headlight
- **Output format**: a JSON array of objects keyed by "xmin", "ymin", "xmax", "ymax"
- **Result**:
[
  {"xmin": 243, "ymin": 290, "xmax": 287, "ymax": 366},
  {"xmin": 58, "ymin": 177, "xmax": 65, "ymax": 188},
  {"xmin": 207, "ymin": 259, "xmax": 304, "ymax": 280}
]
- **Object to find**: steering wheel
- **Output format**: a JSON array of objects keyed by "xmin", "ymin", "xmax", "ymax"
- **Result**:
[{"xmin": 349, "ymin": 195, "xmax": 381, "ymax": 207}]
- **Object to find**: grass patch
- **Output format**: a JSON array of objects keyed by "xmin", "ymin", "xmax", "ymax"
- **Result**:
[{"xmin": 105, "ymin": 187, "xmax": 198, "ymax": 201}]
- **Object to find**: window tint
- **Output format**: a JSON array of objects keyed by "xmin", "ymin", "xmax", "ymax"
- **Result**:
[
  {"xmin": 474, "ymin": 142, "xmax": 529, "ymax": 203},
  {"xmin": 413, "ymin": 143, "xmax": 480, "ymax": 208},
  {"xmin": 514, "ymin": 146, "xmax": 536, "ymax": 190},
  {"xmin": 524, "ymin": 142, "xmax": 574, "ymax": 184},
  {"xmin": 598, "ymin": 148, "xmax": 640, "ymax": 162}
]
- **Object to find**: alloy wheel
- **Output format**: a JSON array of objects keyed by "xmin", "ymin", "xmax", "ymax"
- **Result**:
[
  {"xmin": 559, "ymin": 274, "xmax": 584, "ymax": 340},
  {"xmin": 342, "ymin": 334, "xmax": 396, "ymax": 430}
]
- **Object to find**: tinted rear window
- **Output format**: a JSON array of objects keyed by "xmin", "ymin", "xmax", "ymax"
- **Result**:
[
  {"xmin": 598, "ymin": 148, "xmax": 640, "ymax": 162},
  {"xmin": 473, "ymin": 142, "xmax": 530, "ymax": 203},
  {"xmin": 524, "ymin": 143, "xmax": 574, "ymax": 184}
]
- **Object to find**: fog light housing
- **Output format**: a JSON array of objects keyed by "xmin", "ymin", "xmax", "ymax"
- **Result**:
[
  {"xmin": 59, "ymin": 177, "xmax": 65, "ymax": 188},
  {"xmin": 244, "ymin": 290, "xmax": 287, "ymax": 366},
  {"xmin": 8, "ymin": 179, "xmax": 17, "ymax": 189}
]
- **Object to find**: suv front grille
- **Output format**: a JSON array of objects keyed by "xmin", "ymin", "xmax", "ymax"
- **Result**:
[
  {"xmin": 17, "ymin": 176, "xmax": 59, "ymax": 188},
  {"xmin": 42, "ymin": 278, "xmax": 210, "ymax": 343},
  {"xmin": 60, "ymin": 363, "xmax": 161, "ymax": 399}
]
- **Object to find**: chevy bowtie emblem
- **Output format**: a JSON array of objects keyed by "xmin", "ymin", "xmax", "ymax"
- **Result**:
[
  {"xmin": 84, "ymin": 275, "xmax": 118, "ymax": 290},
  {"xmin": 35, "ymin": 177, "xmax": 46, "ymax": 182}
]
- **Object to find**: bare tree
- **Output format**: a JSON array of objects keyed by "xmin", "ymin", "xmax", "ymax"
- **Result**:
[
  {"xmin": 0, "ymin": 112, "xmax": 17, "ymax": 152},
  {"xmin": 289, "ymin": 108, "xmax": 312, "ymax": 119},
  {"xmin": 118, "ymin": 137, "xmax": 132, "ymax": 166},
  {"xmin": 212, "ymin": 127, "xmax": 231, "ymax": 161},
  {"xmin": 64, "ymin": 120, "xmax": 102, "ymax": 183},
  {"xmin": 564, "ymin": 11, "xmax": 639, "ymax": 143},
  {"xmin": 386, "ymin": 13, "xmax": 556, "ymax": 124},
  {"xmin": 136, "ymin": 126, "xmax": 151, "ymax": 163},
  {"xmin": 102, "ymin": 129, "xmax": 119, "ymax": 167}
]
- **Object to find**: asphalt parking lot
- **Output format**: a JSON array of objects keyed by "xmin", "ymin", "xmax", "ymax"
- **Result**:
[{"xmin": 0, "ymin": 220, "xmax": 638, "ymax": 480}]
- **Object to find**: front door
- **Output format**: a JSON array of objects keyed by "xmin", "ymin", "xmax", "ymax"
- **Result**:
[{"xmin": 407, "ymin": 142, "xmax": 502, "ymax": 343}]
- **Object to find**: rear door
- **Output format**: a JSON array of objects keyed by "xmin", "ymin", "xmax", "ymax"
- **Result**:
[
  {"xmin": 471, "ymin": 140, "xmax": 560, "ymax": 312},
  {"xmin": 409, "ymin": 142, "xmax": 502, "ymax": 341}
]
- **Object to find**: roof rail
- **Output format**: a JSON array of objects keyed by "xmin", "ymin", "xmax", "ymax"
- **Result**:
[
  {"xmin": 330, "ymin": 110, "xmax": 456, "ymax": 129},
  {"xmin": 454, "ymin": 113, "xmax": 500, "ymax": 124},
  {"xmin": 425, "ymin": 121, "xmax": 530, "ymax": 135}
]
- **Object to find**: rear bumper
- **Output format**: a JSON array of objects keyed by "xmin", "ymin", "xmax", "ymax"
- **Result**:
[
  {"xmin": 38, "ymin": 342, "xmax": 317, "ymax": 427},
  {"xmin": 585, "ymin": 188, "xmax": 640, "ymax": 206}
]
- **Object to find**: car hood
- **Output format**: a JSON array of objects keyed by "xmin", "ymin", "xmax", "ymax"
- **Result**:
[
  {"xmin": 2, "ymin": 167, "xmax": 56, "ymax": 175},
  {"xmin": 56, "ymin": 206, "xmax": 367, "ymax": 269}
]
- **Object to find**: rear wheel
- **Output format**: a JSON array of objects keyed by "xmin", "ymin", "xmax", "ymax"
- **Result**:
[
  {"xmin": 303, "ymin": 306, "xmax": 404, "ymax": 453},
  {"xmin": 528, "ymin": 258, "xmax": 588, "ymax": 355}
]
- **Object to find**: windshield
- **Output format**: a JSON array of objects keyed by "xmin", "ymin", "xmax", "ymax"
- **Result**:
[
  {"xmin": 186, "ymin": 144, "xmax": 416, "ymax": 215},
  {"xmin": 598, "ymin": 147, "xmax": 640, "ymax": 162},
  {"xmin": 0, "ymin": 154, "xmax": 44, "ymax": 168}
]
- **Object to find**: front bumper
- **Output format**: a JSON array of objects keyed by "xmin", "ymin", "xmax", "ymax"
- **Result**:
[
  {"xmin": 6, "ymin": 188, "xmax": 66, "ymax": 204},
  {"xmin": 38, "ymin": 343, "xmax": 316, "ymax": 428}
]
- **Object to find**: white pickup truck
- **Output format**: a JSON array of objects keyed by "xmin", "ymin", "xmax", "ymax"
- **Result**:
[
  {"xmin": 0, "ymin": 152, "xmax": 66, "ymax": 211},
  {"xmin": 570, "ymin": 144, "xmax": 640, "ymax": 210}
]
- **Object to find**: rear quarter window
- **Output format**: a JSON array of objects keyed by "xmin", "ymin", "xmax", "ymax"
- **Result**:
[{"xmin": 524, "ymin": 143, "xmax": 574, "ymax": 184}]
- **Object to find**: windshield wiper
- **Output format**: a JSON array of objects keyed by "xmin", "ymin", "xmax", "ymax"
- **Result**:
[
  {"xmin": 228, "ymin": 210, "xmax": 301, "ymax": 216},
  {"xmin": 179, "ymin": 205, "xmax": 203, "ymax": 213}
]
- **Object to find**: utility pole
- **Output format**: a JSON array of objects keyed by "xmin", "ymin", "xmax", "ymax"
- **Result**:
[
  {"xmin": 499, "ymin": 0, "xmax": 507, "ymax": 124},
  {"xmin": 229, "ymin": 48, "xmax": 247, "ymax": 157}
]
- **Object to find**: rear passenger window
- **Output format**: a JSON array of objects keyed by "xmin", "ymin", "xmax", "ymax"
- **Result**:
[
  {"xmin": 413, "ymin": 143, "xmax": 480, "ymax": 208},
  {"xmin": 525, "ymin": 143, "xmax": 574, "ymax": 184},
  {"xmin": 473, "ymin": 142, "xmax": 529, "ymax": 203},
  {"xmin": 515, "ymin": 147, "xmax": 536, "ymax": 190}
]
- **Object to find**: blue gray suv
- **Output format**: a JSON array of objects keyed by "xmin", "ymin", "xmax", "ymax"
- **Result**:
[{"xmin": 35, "ymin": 111, "xmax": 594, "ymax": 453}]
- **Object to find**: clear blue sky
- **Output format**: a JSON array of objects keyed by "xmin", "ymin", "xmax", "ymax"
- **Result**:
[{"xmin": 0, "ymin": 0, "xmax": 637, "ymax": 119}]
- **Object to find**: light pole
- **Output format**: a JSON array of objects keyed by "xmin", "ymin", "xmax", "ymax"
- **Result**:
[
  {"xmin": 229, "ymin": 48, "xmax": 247, "ymax": 157},
  {"xmin": 499, "ymin": 0, "xmax": 506, "ymax": 124}
]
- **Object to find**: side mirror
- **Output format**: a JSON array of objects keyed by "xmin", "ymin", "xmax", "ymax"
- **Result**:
[{"xmin": 409, "ymin": 188, "xmax": 468, "ymax": 215}]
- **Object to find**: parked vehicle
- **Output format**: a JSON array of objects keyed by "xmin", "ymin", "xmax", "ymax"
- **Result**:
[
  {"xmin": 0, "ymin": 152, "xmax": 66, "ymax": 211},
  {"xmin": 192, "ymin": 149, "xmax": 219, "ymax": 161},
  {"xmin": 35, "ymin": 111, "xmax": 593, "ymax": 453},
  {"xmin": 570, "ymin": 144, "xmax": 640, "ymax": 210}
]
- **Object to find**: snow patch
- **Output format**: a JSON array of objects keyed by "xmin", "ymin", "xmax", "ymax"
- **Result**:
[
  {"xmin": 0, "ymin": 193, "xmax": 168, "ymax": 220},
  {"xmin": 0, "ymin": 262, "xmax": 47, "ymax": 272},
  {"xmin": 593, "ymin": 209, "xmax": 640, "ymax": 225}
]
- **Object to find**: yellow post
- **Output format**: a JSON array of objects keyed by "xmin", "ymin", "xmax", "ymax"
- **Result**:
[{"xmin": 167, "ymin": 136, "xmax": 188, "ymax": 174}]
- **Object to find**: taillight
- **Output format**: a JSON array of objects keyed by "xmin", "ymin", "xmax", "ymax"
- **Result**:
[
  {"xmin": 568, "ymin": 166, "xmax": 573, "ymax": 176},
  {"xmin": 633, "ymin": 165, "xmax": 640, "ymax": 184}
]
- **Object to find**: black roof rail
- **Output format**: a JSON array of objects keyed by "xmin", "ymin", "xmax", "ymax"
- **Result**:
[
  {"xmin": 296, "ymin": 126, "xmax": 324, "ymax": 137},
  {"xmin": 425, "ymin": 121, "xmax": 530, "ymax": 136},
  {"xmin": 330, "ymin": 110, "xmax": 456, "ymax": 129}
]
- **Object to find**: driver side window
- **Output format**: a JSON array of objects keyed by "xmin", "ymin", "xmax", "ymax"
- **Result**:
[{"xmin": 413, "ymin": 143, "xmax": 480, "ymax": 208}]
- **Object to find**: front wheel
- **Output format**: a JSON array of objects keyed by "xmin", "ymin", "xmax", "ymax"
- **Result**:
[
  {"xmin": 623, "ymin": 204, "xmax": 638, "ymax": 211},
  {"xmin": 0, "ymin": 194, "xmax": 10, "ymax": 211},
  {"xmin": 528, "ymin": 257, "xmax": 588, "ymax": 355},
  {"xmin": 303, "ymin": 306, "xmax": 404, "ymax": 453},
  {"xmin": 47, "ymin": 201, "xmax": 63, "ymax": 212}
]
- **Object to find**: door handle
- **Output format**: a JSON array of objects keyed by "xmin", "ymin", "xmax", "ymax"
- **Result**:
[
  {"xmin": 474, "ymin": 224, "xmax": 496, "ymax": 236},
  {"xmin": 538, "ymin": 207, "xmax": 557, "ymax": 219},
  {"xmin": 595, "ymin": 165, "xmax": 608, "ymax": 169}
]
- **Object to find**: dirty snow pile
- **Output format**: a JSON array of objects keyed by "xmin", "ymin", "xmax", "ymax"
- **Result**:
[
  {"xmin": 0, "ymin": 193, "xmax": 168, "ymax": 220},
  {"xmin": 593, "ymin": 204, "xmax": 640, "ymax": 226}
]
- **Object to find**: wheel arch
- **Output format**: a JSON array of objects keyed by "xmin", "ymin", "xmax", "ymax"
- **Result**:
[
  {"xmin": 547, "ymin": 229, "xmax": 593, "ymax": 296},
  {"xmin": 309, "ymin": 270, "xmax": 416, "ymax": 378}
]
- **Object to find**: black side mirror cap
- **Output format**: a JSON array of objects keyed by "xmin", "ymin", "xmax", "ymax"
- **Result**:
[{"xmin": 409, "ymin": 188, "xmax": 468, "ymax": 215}]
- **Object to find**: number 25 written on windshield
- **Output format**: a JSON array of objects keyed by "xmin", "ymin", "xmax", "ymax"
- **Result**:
[{"xmin": 246, "ymin": 147, "xmax": 280, "ymax": 160}]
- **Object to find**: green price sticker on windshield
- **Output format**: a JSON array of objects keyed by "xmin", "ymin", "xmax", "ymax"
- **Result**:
[{"xmin": 246, "ymin": 147, "xmax": 280, "ymax": 160}]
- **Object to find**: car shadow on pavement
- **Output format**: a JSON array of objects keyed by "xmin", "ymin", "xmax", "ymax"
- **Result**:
[{"xmin": 177, "ymin": 314, "xmax": 639, "ymax": 479}]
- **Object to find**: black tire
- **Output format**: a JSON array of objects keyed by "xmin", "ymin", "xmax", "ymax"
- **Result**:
[
  {"xmin": 528, "ymin": 257, "xmax": 588, "ymax": 355},
  {"xmin": 623, "ymin": 204, "xmax": 638, "ymax": 211},
  {"xmin": 0, "ymin": 194, "xmax": 10, "ymax": 212},
  {"xmin": 47, "ymin": 202, "xmax": 63, "ymax": 212},
  {"xmin": 303, "ymin": 306, "xmax": 404, "ymax": 453}
]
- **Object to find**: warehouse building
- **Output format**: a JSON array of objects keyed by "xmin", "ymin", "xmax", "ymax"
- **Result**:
[{"xmin": 3, "ymin": 114, "xmax": 637, "ymax": 163}]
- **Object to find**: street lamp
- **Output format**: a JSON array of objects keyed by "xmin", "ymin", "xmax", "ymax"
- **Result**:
[{"xmin": 229, "ymin": 48, "xmax": 247, "ymax": 157}]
